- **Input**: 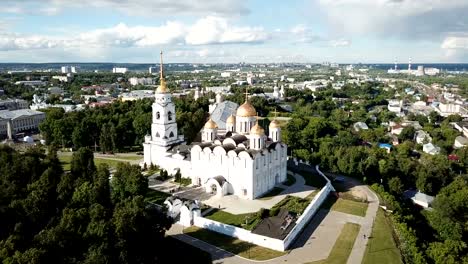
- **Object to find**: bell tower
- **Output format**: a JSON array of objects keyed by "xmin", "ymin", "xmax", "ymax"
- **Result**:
[{"xmin": 149, "ymin": 51, "xmax": 184, "ymax": 147}]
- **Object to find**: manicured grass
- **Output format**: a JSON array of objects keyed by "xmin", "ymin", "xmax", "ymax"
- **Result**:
[
  {"xmin": 259, "ymin": 187, "xmax": 284, "ymax": 200},
  {"xmin": 284, "ymin": 173, "xmax": 296, "ymax": 186},
  {"xmin": 307, "ymin": 223, "xmax": 361, "ymax": 264},
  {"xmin": 145, "ymin": 188, "xmax": 171, "ymax": 205},
  {"xmin": 322, "ymin": 195, "xmax": 368, "ymax": 217},
  {"xmin": 270, "ymin": 195, "xmax": 310, "ymax": 215},
  {"xmin": 203, "ymin": 209, "xmax": 259, "ymax": 230},
  {"xmin": 362, "ymin": 209, "xmax": 403, "ymax": 264},
  {"xmin": 111, "ymin": 154, "xmax": 143, "ymax": 161},
  {"xmin": 58, "ymin": 155, "xmax": 72, "ymax": 170},
  {"xmin": 174, "ymin": 177, "xmax": 192, "ymax": 186},
  {"xmin": 94, "ymin": 157, "xmax": 126, "ymax": 168},
  {"xmin": 183, "ymin": 226, "xmax": 286, "ymax": 261},
  {"xmin": 58, "ymin": 154, "xmax": 128, "ymax": 171}
]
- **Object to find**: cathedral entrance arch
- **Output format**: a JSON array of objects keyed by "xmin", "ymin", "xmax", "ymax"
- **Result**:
[{"xmin": 205, "ymin": 176, "xmax": 228, "ymax": 197}]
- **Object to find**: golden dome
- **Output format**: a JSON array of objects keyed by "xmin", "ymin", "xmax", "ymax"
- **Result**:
[
  {"xmin": 250, "ymin": 123, "xmax": 265, "ymax": 135},
  {"xmin": 226, "ymin": 114, "xmax": 236, "ymax": 124},
  {"xmin": 204, "ymin": 118, "xmax": 218, "ymax": 129},
  {"xmin": 236, "ymin": 101, "xmax": 256, "ymax": 117},
  {"xmin": 269, "ymin": 119, "xmax": 280, "ymax": 129}
]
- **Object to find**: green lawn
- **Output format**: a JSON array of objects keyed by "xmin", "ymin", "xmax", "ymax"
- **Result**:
[
  {"xmin": 94, "ymin": 157, "xmax": 126, "ymax": 168},
  {"xmin": 111, "ymin": 154, "xmax": 143, "ymax": 161},
  {"xmin": 259, "ymin": 187, "xmax": 284, "ymax": 200},
  {"xmin": 284, "ymin": 173, "xmax": 296, "ymax": 186},
  {"xmin": 145, "ymin": 188, "xmax": 171, "ymax": 205},
  {"xmin": 362, "ymin": 209, "xmax": 403, "ymax": 264},
  {"xmin": 58, "ymin": 154, "xmax": 129, "ymax": 171},
  {"xmin": 183, "ymin": 226, "xmax": 286, "ymax": 261},
  {"xmin": 307, "ymin": 223, "xmax": 361, "ymax": 264},
  {"xmin": 322, "ymin": 195, "xmax": 368, "ymax": 217},
  {"xmin": 203, "ymin": 209, "xmax": 259, "ymax": 230},
  {"xmin": 270, "ymin": 195, "xmax": 311, "ymax": 216}
]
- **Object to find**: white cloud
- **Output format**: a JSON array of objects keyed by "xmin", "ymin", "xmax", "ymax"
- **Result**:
[
  {"xmin": 330, "ymin": 39, "xmax": 351, "ymax": 47},
  {"xmin": 318, "ymin": 0, "xmax": 468, "ymax": 39},
  {"xmin": 0, "ymin": 33, "xmax": 60, "ymax": 51},
  {"xmin": 185, "ymin": 16, "xmax": 268, "ymax": 45},
  {"xmin": 0, "ymin": 16, "xmax": 268, "ymax": 52},
  {"xmin": 441, "ymin": 36, "xmax": 468, "ymax": 49},
  {"xmin": 2, "ymin": 0, "xmax": 248, "ymax": 17},
  {"xmin": 289, "ymin": 24, "xmax": 350, "ymax": 47}
]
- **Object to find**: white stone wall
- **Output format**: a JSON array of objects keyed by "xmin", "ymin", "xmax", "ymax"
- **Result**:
[
  {"xmin": 193, "ymin": 216, "xmax": 285, "ymax": 251},
  {"xmin": 190, "ymin": 164, "xmax": 333, "ymax": 251},
  {"xmin": 191, "ymin": 146, "xmax": 254, "ymax": 199},
  {"xmin": 283, "ymin": 182, "xmax": 332, "ymax": 249}
]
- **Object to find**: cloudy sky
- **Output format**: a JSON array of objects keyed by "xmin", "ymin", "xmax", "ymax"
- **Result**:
[{"xmin": 1, "ymin": 0, "xmax": 468, "ymax": 63}]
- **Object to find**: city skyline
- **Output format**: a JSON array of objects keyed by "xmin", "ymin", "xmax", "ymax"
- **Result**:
[{"xmin": 1, "ymin": 0, "xmax": 468, "ymax": 63}]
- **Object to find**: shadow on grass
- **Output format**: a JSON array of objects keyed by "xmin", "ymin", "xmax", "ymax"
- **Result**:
[{"xmin": 183, "ymin": 226, "xmax": 286, "ymax": 261}]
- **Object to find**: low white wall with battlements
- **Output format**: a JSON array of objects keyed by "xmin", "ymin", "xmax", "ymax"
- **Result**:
[
  {"xmin": 187, "ymin": 164, "xmax": 334, "ymax": 252},
  {"xmin": 193, "ymin": 215, "xmax": 285, "ymax": 251}
]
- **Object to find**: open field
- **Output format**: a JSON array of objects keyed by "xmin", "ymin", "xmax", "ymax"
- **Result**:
[
  {"xmin": 58, "ymin": 153, "xmax": 139, "ymax": 170},
  {"xmin": 307, "ymin": 223, "xmax": 361, "ymax": 264},
  {"xmin": 363, "ymin": 209, "xmax": 403, "ymax": 264},
  {"xmin": 145, "ymin": 189, "xmax": 171, "ymax": 205},
  {"xmin": 183, "ymin": 226, "xmax": 286, "ymax": 261},
  {"xmin": 203, "ymin": 209, "xmax": 259, "ymax": 230},
  {"xmin": 322, "ymin": 195, "xmax": 368, "ymax": 217}
]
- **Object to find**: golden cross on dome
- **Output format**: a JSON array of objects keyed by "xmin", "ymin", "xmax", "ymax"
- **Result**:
[{"xmin": 273, "ymin": 109, "xmax": 278, "ymax": 119}]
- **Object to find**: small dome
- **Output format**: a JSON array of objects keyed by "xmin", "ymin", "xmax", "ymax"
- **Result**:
[
  {"xmin": 250, "ymin": 123, "xmax": 265, "ymax": 135},
  {"xmin": 204, "ymin": 118, "xmax": 218, "ymax": 129},
  {"xmin": 269, "ymin": 120, "xmax": 280, "ymax": 129},
  {"xmin": 226, "ymin": 114, "xmax": 236, "ymax": 124},
  {"xmin": 236, "ymin": 101, "xmax": 256, "ymax": 117}
]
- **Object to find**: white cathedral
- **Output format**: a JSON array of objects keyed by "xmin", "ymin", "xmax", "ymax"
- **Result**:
[{"xmin": 143, "ymin": 52, "xmax": 288, "ymax": 200}]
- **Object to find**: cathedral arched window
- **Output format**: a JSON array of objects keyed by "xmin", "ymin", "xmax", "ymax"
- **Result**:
[
  {"xmin": 169, "ymin": 131, "xmax": 174, "ymax": 138},
  {"xmin": 155, "ymin": 132, "xmax": 160, "ymax": 138},
  {"xmin": 156, "ymin": 112, "xmax": 160, "ymax": 119},
  {"xmin": 168, "ymin": 111, "xmax": 173, "ymax": 121}
]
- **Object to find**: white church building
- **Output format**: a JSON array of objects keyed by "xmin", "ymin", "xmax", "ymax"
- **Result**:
[{"xmin": 143, "ymin": 52, "xmax": 288, "ymax": 200}]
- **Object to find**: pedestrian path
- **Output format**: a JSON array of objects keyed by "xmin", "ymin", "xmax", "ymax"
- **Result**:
[{"xmin": 167, "ymin": 173, "xmax": 380, "ymax": 264}]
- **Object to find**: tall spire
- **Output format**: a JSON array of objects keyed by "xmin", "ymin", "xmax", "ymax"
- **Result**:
[
  {"xmin": 157, "ymin": 51, "xmax": 167, "ymax": 93},
  {"xmin": 160, "ymin": 50, "xmax": 164, "ymax": 80}
]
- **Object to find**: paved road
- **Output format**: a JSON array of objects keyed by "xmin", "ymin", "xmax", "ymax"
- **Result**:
[
  {"xmin": 345, "ymin": 177, "xmax": 379, "ymax": 264},
  {"xmin": 167, "ymin": 172, "xmax": 380, "ymax": 264}
]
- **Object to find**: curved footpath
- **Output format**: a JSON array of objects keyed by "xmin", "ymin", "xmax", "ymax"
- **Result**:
[{"xmin": 167, "ymin": 172, "xmax": 380, "ymax": 264}]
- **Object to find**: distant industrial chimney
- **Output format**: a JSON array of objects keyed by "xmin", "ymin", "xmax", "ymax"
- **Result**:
[{"xmin": 408, "ymin": 57, "xmax": 412, "ymax": 72}]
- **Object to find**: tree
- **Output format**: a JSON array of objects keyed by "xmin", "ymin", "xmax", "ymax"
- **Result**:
[
  {"xmin": 399, "ymin": 126, "xmax": 416, "ymax": 142},
  {"xmin": 388, "ymin": 177, "xmax": 404, "ymax": 195},
  {"xmin": 111, "ymin": 163, "xmax": 148, "ymax": 203}
]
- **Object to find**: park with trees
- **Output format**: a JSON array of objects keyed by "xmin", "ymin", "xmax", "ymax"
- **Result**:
[
  {"xmin": 0, "ymin": 146, "xmax": 210, "ymax": 263},
  {"xmin": 282, "ymin": 82, "xmax": 468, "ymax": 264}
]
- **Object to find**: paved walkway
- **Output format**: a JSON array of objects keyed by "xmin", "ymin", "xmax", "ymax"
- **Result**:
[
  {"xmin": 167, "ymin": 173, "xmax": 380, "ymax": 264},
  {"xmin": 345, "ymin": 178, "xmax": 379, "ymax": 264},
  {"xmin": 202, "ymin": 172, "xmax": 315, "ymax": 214}
]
